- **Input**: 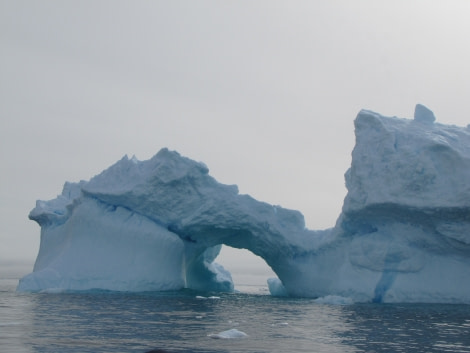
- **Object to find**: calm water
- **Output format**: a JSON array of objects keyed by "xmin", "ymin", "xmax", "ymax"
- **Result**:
[{"xmin": 1, "ymin": 277, "xmax": 470, "ymax": 353}]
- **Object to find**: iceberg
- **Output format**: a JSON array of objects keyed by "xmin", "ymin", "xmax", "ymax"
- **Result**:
[{"xmin": 18, "ymin": 105, "xmax": 470, "ymax": 303}]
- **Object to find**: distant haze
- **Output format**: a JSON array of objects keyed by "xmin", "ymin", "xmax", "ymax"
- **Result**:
[{"xmin": 1, "ymin": 1, "xmax": 470, "ymax": 274}]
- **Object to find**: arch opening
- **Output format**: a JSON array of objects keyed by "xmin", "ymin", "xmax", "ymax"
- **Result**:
[{"xmin": 215, "ymin": 245, "xmax": 276, "ymax": 294}]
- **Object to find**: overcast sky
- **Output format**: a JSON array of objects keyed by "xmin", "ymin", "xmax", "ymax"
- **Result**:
[{"xmin": 1, "ymin": 1, "xmax": 470, "ymax": 274}]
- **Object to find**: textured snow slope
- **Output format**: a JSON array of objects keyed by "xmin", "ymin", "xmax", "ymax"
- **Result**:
[{"xmin": 18, "ymin": 105, "xmax": 470, "ymax": 303}]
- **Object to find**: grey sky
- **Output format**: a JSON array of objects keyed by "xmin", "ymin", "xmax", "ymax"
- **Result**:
[{"xmin": 1, "ymin": 1, "xmax": 470, "ymax": 271}]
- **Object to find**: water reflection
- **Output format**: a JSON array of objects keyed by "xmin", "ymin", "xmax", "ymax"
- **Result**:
[
  {"xmin": 21, "ymin": 291, "xmax": 358, "ymax": 353},
  {"xmin": 340, "ymin": 303, "xmax": 470, "ymax": 353},
  {"xmin": 24, "ymin": 291, "xmax": 228, "ymax": 353},
  {"xmin": 3, "ymin": 285, "xmax": 469, "ymax": 353}
]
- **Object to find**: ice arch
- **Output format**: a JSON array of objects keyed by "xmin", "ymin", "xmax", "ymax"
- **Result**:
[
  {"xmin": 80, "ymin": 148, "xmax": 326, "ymax": 294},
  {"xmin": 19, "ymin": 148, "xmax": 323, "ymax": 294}
]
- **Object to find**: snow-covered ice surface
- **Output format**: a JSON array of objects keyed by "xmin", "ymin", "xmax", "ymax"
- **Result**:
[{"xmin": 18, "ymin": 105, "xmax": 470, "ymax": 303}]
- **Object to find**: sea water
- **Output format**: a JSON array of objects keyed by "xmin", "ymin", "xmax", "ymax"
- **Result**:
[{"xmin": 1, "ymin": 274, "xmax": 469, "ymax": 353}]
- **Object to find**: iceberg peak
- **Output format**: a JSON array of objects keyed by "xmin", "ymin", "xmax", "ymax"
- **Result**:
[{"xmin": 414, "ymin": 103, "xmax": 436, "ymax": 123}]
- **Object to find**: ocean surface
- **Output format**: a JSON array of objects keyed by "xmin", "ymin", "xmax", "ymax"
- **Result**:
[{"xmin": 1, "ymin": 269, "xmax": 469, "ymax": 353}]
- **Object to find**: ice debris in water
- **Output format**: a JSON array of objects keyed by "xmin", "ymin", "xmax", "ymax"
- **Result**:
[
  {"xmin": 208, "ymin": 328, "xmax": 248, "ymax": 339},
  {"xmin": 271, "ymin": 322, "xmax": 289, "ymax": 327}
]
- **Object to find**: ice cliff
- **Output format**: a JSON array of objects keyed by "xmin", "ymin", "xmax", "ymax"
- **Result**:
[{"xmin": 18, "ymin": 104, "xmax": 470, "ymax": 303}]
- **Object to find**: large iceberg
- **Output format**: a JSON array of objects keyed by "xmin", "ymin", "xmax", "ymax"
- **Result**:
[{"xmin": 18, "ymin": 105, "xmax": 470, "ymax": 303}]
